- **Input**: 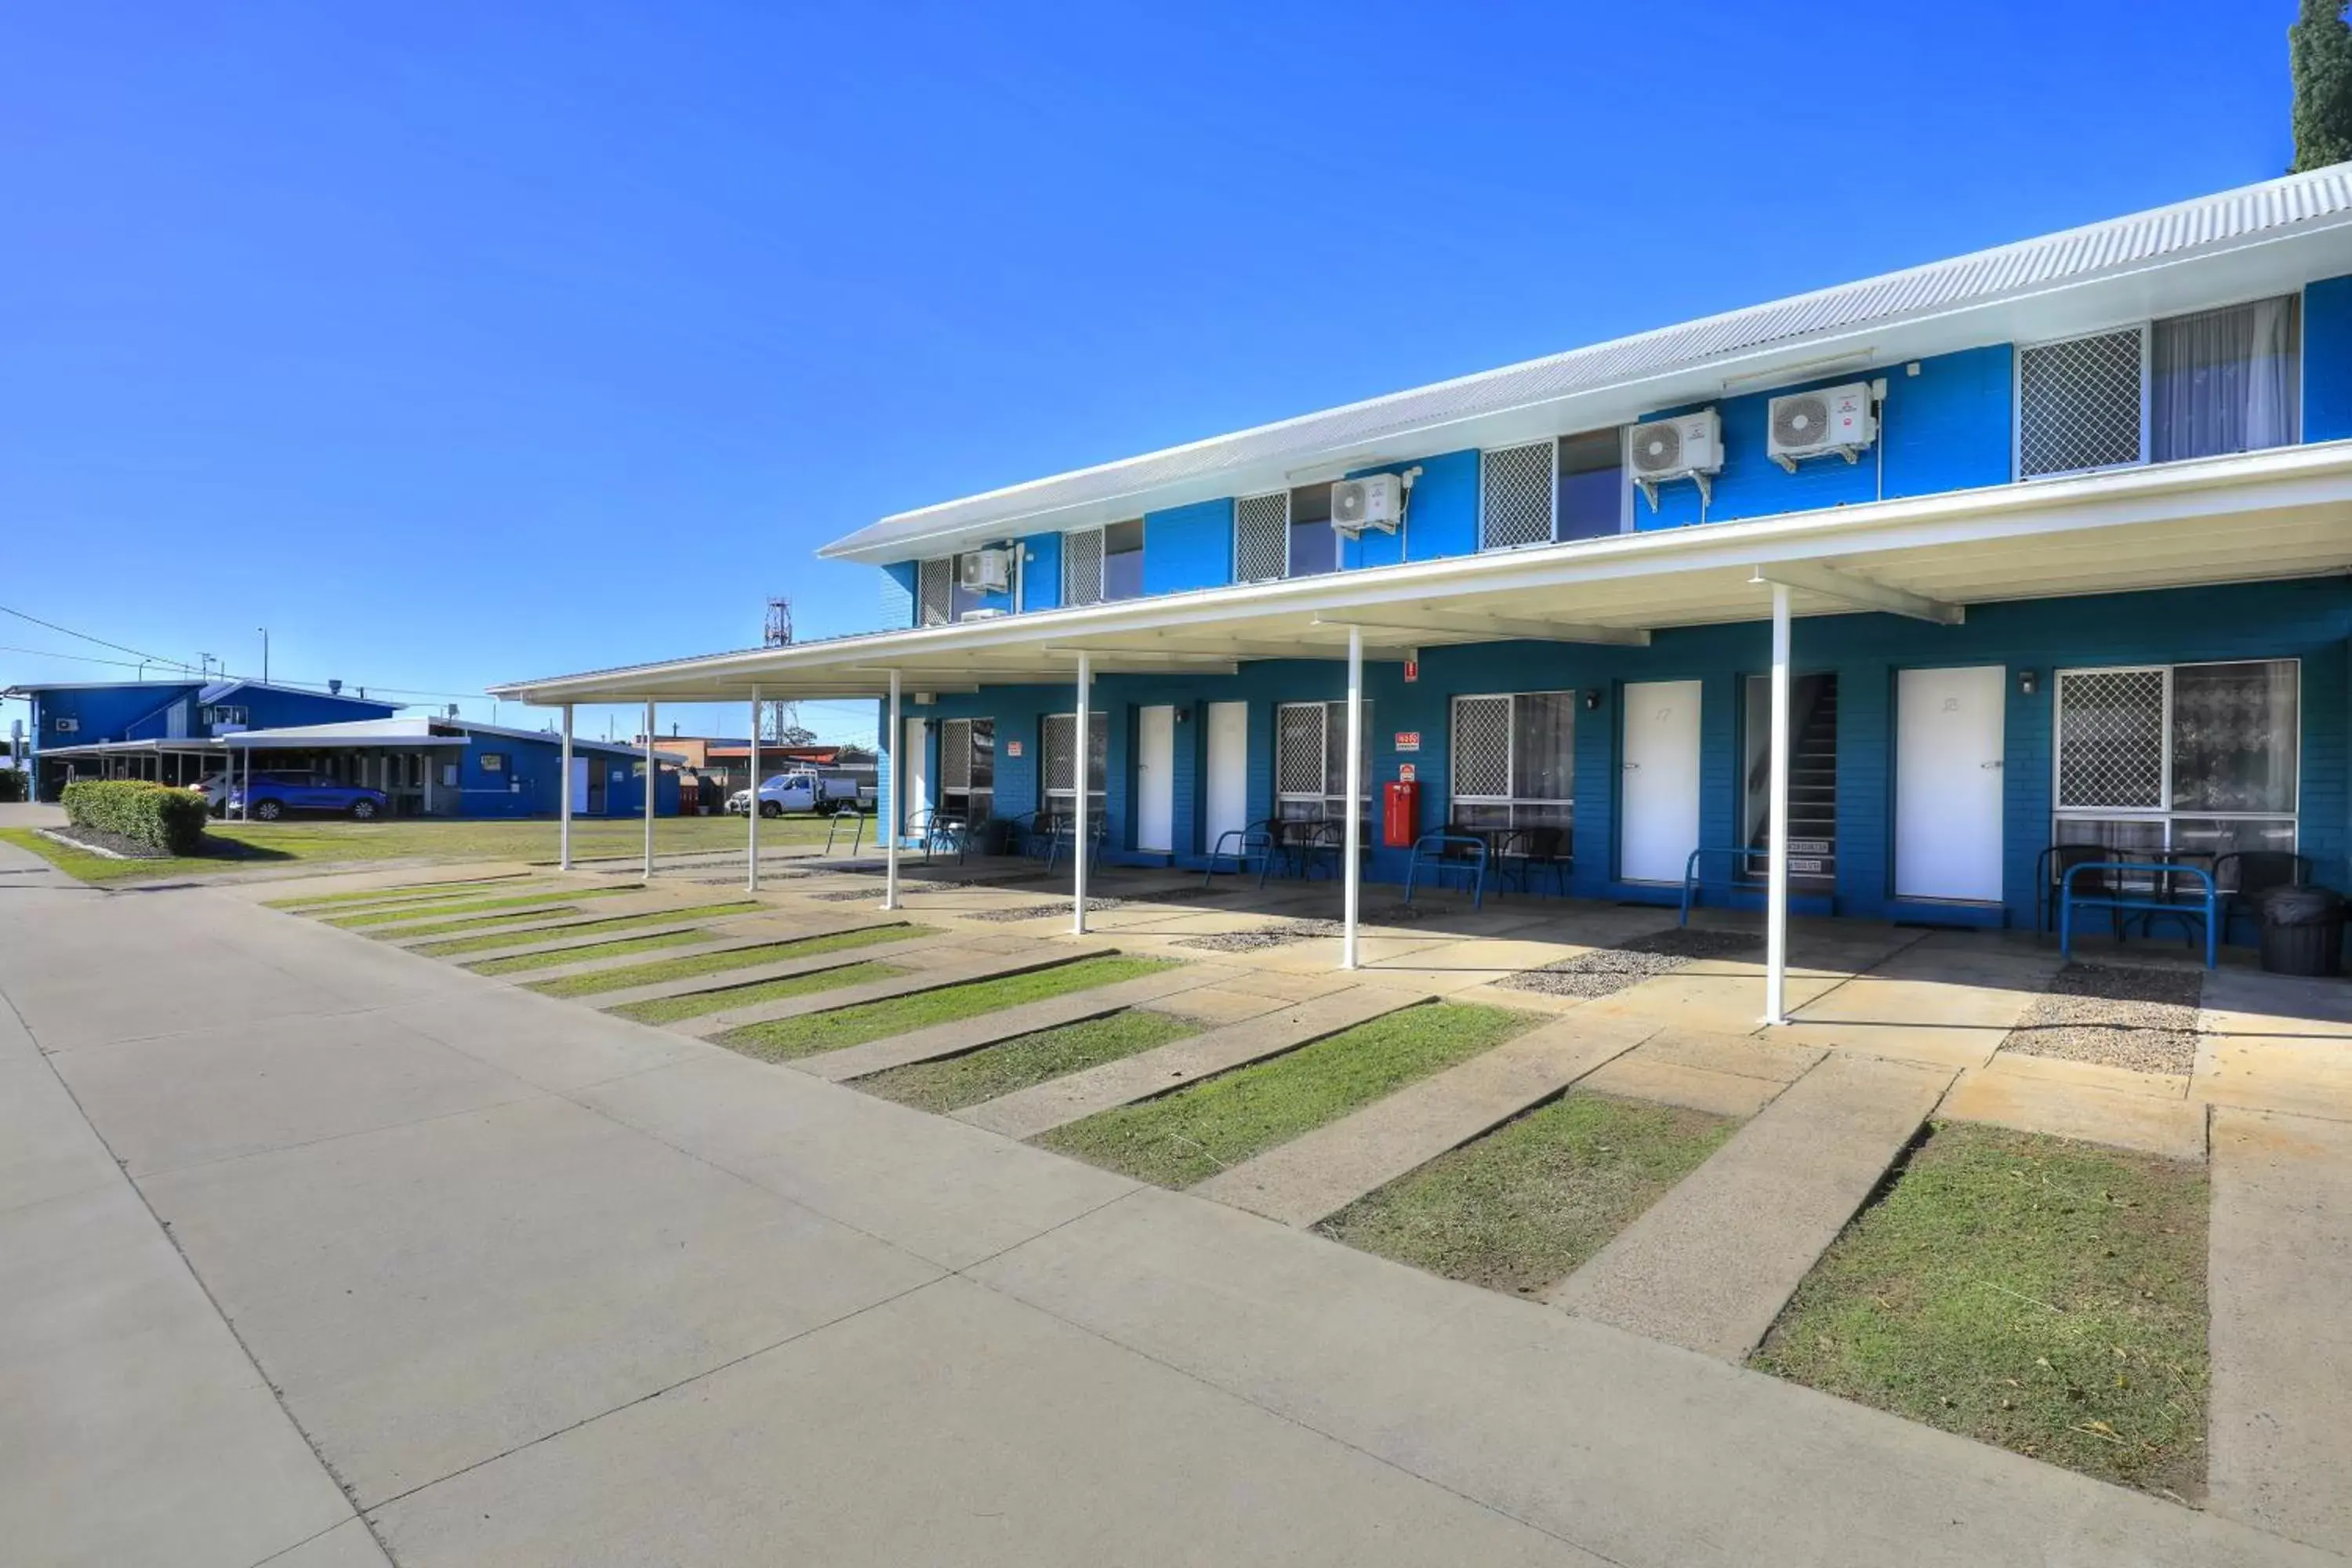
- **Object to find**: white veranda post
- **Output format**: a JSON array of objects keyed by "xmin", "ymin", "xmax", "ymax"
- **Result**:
[
  {"xmin": 1341, "ymin": 625, "xmax": 1363, "ymax": 971},
  {"xmin": 1764, "ymin": 583, "xmax": 1791, "ymax": 1026},
  {"xmin": 558, "ymin": 703, "xmax": 575, "ymax": 870},
  {"xmin": 884, "ymin": 670, "xmax": 902, "ymax": 912},
  {"xmin": 746, "ymin": 686, "xmax": 761, "ymax": 892},
  {"xmin": 1073, "ymin": 652, "xmax": 1091, "ymax": 936},
  {"xmin": 641, "ymin": 700, "xmax": 656, "ymax": 883}
]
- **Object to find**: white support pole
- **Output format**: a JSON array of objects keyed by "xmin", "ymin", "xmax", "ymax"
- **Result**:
[
  {"xmin": 1764, "ymin": 583, "xmax": 1792, "ymax": 1026},
  {"xmin": 558, "ymin": 703, "xmax": 575, "ymax": 871},
  {"xmin": 884, "ymin": 670, "xmax": 902, "ymax": 912},
  {"xmin": 746, "ymin": 686, "xmax": 762, "ymax": 892},
  {"xmin": 1073, "ymin": 653, "xmax": 1092, "ymax": 936},
  {"xmin": 641, "ymin": 699, "xmax": 656, "ymax": 884},
  {"xmin": 1341, "ymin": 624, "xmax": 1363, "ymax": 971}
]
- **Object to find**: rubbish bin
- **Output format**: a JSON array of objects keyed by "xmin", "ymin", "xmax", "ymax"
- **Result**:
[{"xmin": 2258, "ymin": 885, "xmax": 2346, "ymax": 977}]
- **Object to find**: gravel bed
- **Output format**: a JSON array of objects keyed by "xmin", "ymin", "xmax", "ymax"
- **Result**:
[
  {"xmin": 1496, "ymin": 927, "xmax": 1761, "ymax": 1000},
  {"xmin": 40, "ymin": 824, "xmax": 174, "ymax": 860},
  {"xmin": 1173, "ymin": 918, "xmax": 1346, "ymax": 953},
  {"xmin": 2000, "ymin": 962, "xmax": 2205, "ymax": 1075},
  {"xmin": 958, "ymin": 896, "xmax": 1130, "ymax": 923}
]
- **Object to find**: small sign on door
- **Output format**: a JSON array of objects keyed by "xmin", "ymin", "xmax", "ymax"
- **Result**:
[
  {"xmin": 1398, "ymin": 763, "xmax": 1416, "ymax": 783},
  {"xmin": 1395, "ymin": 731, "xmax": 1421, "ymax": 753}
]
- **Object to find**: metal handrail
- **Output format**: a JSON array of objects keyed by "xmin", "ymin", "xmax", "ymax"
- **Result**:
[
  {"xmin": 822, "ymin": 808, "xmax": 866, "ymax": 856},
  {"xmin": 1403, "ymin": 831, "xmax": 1488, "ymax": 910},
  {"xmin": 1679, "ymin": 845, "xmax": 1772, "ymax": 926},
  {"xmin": 2058, "ymin": 860, "xmax": 2216, "ymax": 969}
]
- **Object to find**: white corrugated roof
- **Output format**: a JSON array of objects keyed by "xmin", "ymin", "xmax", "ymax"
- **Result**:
[{"xmin": 819, "ymin": 165, "xmax": 2352, "ymax": 564}]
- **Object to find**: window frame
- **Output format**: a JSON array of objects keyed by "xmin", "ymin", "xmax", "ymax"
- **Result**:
[
  {"xmin": 1100, "ymin": 519, "xmax": 1145, "ymax": 602},
  {"xmin": 1446, "ymin": 691, "xmax": 1577, "ymax": 833},
  {"xmin": 1039, "ymin": 710, "xmax": 1108, "ymax": 815},
  {"xmin": 937, "ymin": 716, "xmax": 996, "ymax": 823},
  {"xmin": 1235, "ymin": 489, "xmax": 1291, "ymax": 583},
  {"xmin": 916, "ymin": 557, "xmax": 955, "ymax": 626},
  {"xmin": 1273, "ymin": 699, "xmax": 1374, "ymax": 823},
  {"xmin": 1477, "ymin": 429, "xmax": 1628, "ymax": 554}
]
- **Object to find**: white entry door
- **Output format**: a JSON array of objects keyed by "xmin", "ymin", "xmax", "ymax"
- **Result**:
[
  {"xmin": 1204, "ymin": 701, "xmax": 1248, "ymax": 855},
  {"xmin": 1622, "ymin": 679, "xmax": 1702, "ymax": 884},
  {"xmin": 1896, "ymin": 666, "xmax": 2005, "ymax": 902},
  {"xmin": 569, "ymin": 757, "xmax": 590, "ymax": 813},
  {"xmin": 900, "ymin": 716, "xmax": 929, "ymax": 837},
  {"xmin": 1136, "ymin": 706, "xmax": 1175, "ymax": 852}
]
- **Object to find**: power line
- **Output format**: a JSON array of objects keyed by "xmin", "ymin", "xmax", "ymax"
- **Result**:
[{"xmin": 0, "ymin": 604, "xmax": 198, "ymax": 672}]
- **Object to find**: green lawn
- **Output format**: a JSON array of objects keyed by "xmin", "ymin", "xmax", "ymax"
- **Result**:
[
  {"xmin": 406, "ymin": 900, "xmax": 763, "ymax": 956},
  {"xmin": 466, "ymin": 930, "xmax": 711, "ymax": 976},
  {"xmin": 525, "ymin": 923, "xmax": 935, "ymax": 998},
  {"xmin": 323, "ymin": 886, "xmax": 634, "ymax": 927},
  {"xmin": 1751, "ymin": 1121, "xmax": 2209, "ymax": 1497},
  {"xmin": 0, "ymin": 813, "xmax": 846, "ymax": 885},
  {"xmin": 717, "ymin": 955, "xmax": 1175, "ymax": 1063},
  {"xmin": 1319, "ymin": 1091, "xmax": 1737, "ymax": 1295},
  {"xmin": 611, "ymin": 960, "xmax": 908, "ymax": 1024},
  {"xmin": 1037, "ymin": 1002, "xmax": 1539, "ymax": 1189},
  {"xmin": 268, "ymin": 876, "xmax": 539, "ymax": 909},
  {"xmin": 855, "ymin": 1010, "xmax": 1198, "ymax": 1112}
]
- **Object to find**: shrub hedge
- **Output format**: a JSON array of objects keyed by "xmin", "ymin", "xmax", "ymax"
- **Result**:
[
  {"xmin": 0, "ymin": 768, "xmax": 24, "ymax": 804},
  {"xmin": 62, "ymin": 779, "xmax": 210, "ymax": 855}
]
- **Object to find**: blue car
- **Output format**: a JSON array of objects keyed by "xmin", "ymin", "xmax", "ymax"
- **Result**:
[{"xmin": 230, "ymin": 771, "xmax": 390, "ymax": 822}]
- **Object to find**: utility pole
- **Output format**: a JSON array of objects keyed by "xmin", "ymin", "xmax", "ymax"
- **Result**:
[
  {"xmin": 196, "ymin": 652, "xmax": 215, "ymax": 681},
  {"xmin": 257, "ymin": 627, "xmax": 270, "ymax": 684},
  {"xmin": 760, "ymin": 596, "xmax": 797, "ymax": 743}
]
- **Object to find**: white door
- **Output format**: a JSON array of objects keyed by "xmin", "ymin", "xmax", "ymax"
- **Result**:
[
  {"xmin": 1896, "ymin": 666, "xmax": 2005, "ymax": 902},
  {"xmin": 1136, "ymin": 706, "xmax": 1175, "ymax": 853},
  {"xmin": 1621, "ymin": 679, "xmax": 1702, "ymax": 884},
  {"xmin": 900, "ymin": 716, "xmax": 929, "ymax": 837},
  {"xmin": 1204, "ymin": 701, "xmax": 1248, "ymax": 855},
  {"xmin": 569, "ymin": 757, "xmax": 590, "ymax": 813}
]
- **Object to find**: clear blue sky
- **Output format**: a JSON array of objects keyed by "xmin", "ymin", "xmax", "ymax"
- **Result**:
[{"xmin": 0, "ymin": 1, "xmax": 2304, "ymax": 744}]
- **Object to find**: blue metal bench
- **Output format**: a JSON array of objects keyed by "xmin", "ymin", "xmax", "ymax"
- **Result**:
[
  {"xmin": 2058, "ymin": 860, "xmax": 2217, "ymax": 969},
  {"xmin": 1403, "ymin": 832, "xmax": 1489, "ymax": 910}
]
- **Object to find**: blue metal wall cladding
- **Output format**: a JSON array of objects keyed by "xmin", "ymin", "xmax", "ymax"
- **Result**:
[
  {"xmin": 907, "ymin": 578, "xmax": 2350, "ymax": 937},
  {"xmin": 2303, "ymin": 274, "xmax": 2352, "ymax": 441},
  {"xmin": 1143, "ymin": 499, "xmax": 1234, "ymax": 596},
  {"xmin": 1018, "ymin": 532, "xmax": 1063, "ymax": 612},
  {"xmin": 459, "ymin": 736, "xmax": 677, "ymax": 817},
  {"xmin": 881, "ymin": 561, "xmax": 919, "ymax": 629}
]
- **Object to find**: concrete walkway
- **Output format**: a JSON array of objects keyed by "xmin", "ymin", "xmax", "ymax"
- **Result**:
[
  {"xmin": 1548, "ymin": 1052, "xmax": 1956, "ymax": 1359},
  {"xmin": 2, "ymin": 858, "xmax": 2341, "ymax": 1566},
  {"xmin": 580, "ymin": 929, "xmax": 970, "ymax": 1011}
]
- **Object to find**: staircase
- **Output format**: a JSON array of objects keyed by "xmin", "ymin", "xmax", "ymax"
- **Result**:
[{"xmin": 1748, "ymin": 675, "xmax": 1836, "ymax": 893}]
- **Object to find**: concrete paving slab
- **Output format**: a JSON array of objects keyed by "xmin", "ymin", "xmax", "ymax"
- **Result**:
[
  {"xmin": 141, "ymin": 1094, "xmax": 945, "ymax": 1505},
  {"xmin": 574, "ymin": 1049, "xmax": 1141, "ymax": 1269},
  {"xmin": 1938, "ymin": 1066, "xmax": 2209, "ymax": 1161},
  {"xmin": 401, "ymin": 913, "xmax": 775, "ymax": 967},
  {"xmin": 51, "ymin": 1007, "xmax": 543, "ymax": 1177},
  {"xmin": 0, "ymin": 1183, "xmax": 360, "ymax": 1568},
  {"xmin": 2200, "ymin": 1037, "xmax": 2352, "ymax": 1123},
  {"xmin": 580, "ymin": 930, "xmax": 974, "ymax": 1010},
  {"xmin": 1577, "ymin": 970, "xmax": 1844, "ymax": 1036},
  {"xmin": 334, "ymin": 895, "xmax": 593, "ymax": 934},
  {"xmin": 1774, "ymin": 951, "xmax": 2053, "ymax": 1069},
  {"xmin": 2201, "ymin": 969, "xmax": 2352, "ymax": 1039},
  {"xmin": 1194, "ymin": 1013, "xmax": 1657, "ymax": 1226},
  {"xmin": 669, "ymin": 942, "xmax": 1120, "ymax": 1039},
  {"xmin": 800, "ymin": 961, "xmax": 1232, "ymax": 1082},
  {"xmin": 1548, "ymin": 1052, "xmax": 1955, "ymax": 1359},
  {"xmin": 369, "ymin": 1275, "xmax": 1601, "ymax": 1568},
  {"xmin": 1628, "ymin": 1025, "xmax": 1824, "ymax": 1083},
  {"xmin": 380, "ymin": 897, "xmax": 772, "ymax": 950},
  {"xmin": 471, "ymin": 924, "xmax": 831, "ymax": 985},
  {"xmin": 969, "ymin": 1185, "xmax": 2319, "ymax": 1568},
  {"xmin": 2209, "ymin": 1106, "xmax": 2352, "ymax": 1555},
  {"xmin": 383, "ymin": 984, "xmax": 710, "ymax": 1093},
  {"xmin": 956, "ymin": 985, "xmax": 1432, "ymax": 1142},
  {"xmin": 264, "ymin": 1518, "xmax": 396, "ymax": 1566},
  {"xmin": 1134, "ymin": 982, "xmax": 1319, "ymax": 1026},
  {"xmin": 1575, "ymin": 1055, "xmax": 1793, "ymax": 1118},
  {"xmin": 0, "ymin": 1009, "xmax": 121, "ymax": 1214}
]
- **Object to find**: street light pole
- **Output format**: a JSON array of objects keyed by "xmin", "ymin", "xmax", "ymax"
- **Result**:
[{"xmin": 257, "ymin": 628, "xmax": 269, "ymax": 684}]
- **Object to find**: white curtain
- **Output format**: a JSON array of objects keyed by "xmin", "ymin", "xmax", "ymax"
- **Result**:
[{"xmin": 2151, "ymin": 295, "xmax": 2299, "ymax": 462}]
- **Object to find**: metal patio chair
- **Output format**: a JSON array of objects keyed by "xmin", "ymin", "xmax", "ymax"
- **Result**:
[{"xmin": 1203, "ymin": 818, "xmax": 1277, "ymax": 887}]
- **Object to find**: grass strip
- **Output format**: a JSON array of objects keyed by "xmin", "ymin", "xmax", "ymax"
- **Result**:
[
  {"xmin": 407, "ymin": 900, "xmax": 763, "ymax": 956},
  {"xmin": 268, "ymin": 877, "xmax": 536, "ymax": 910},
  {"xmin": 1036, "ymin": 1002, "xmax": 1540, "ymax": 1189},
  {"xmin": 466, "ymin": 930, "xmax": 710, "ymax": 975},
  {"xmin": 526, "ymin": 923, "xmax": 934, "ymax": 998},
  {"xmin": 855, "ymin": 1010, "xmax": 1198, "ymax": 1112},
  {"xmin": 325, "ymin": 886, "xmax": 633, "ymax": 927},
  {"xmin": 1319, "ymin": 1091, "xmax": 1736, "ymax": 1295},
  {"xmin": 612, "ymin": 960, "xmax": 907, "ymax": 1024},
  {"xmin": 1751, "ymin": 1121, "xmax": 2208, "ymax": 1497},
  {"xmin": 718, "ymin": 955, "xmax": 1174, "ymax": 1062}
]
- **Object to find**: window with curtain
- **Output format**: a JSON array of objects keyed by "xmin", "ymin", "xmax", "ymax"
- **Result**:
[
  {"xmin": 1449, "ymin": 692, "xmax": 1574, "ymax": 834},
  {"xmin": 2150, "ymin": 295, "xmax": 2300, "ymax": 463},
  {"xmin": 2053, "ymin": 659, "xmax": 2299, "ymax": 883}
]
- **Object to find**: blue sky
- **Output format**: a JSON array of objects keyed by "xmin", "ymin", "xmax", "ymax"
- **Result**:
[{"xmin": 0, "ymin": 2, "xmax": 2305, "ymax": 744}]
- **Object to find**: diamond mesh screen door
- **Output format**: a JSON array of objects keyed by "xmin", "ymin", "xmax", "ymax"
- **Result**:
[
  {"xmin": 939, "ymin": 720, "xmax": 971, "ymax": 790},
  {"xmin": 1480, "ymin": 441, "xmax": 1556, "ymax": 550},
  {"xmin": 1041, "ymin": 714, "xmax": 1076, "ymax": 799},
  {"xmin": 2056, "ymin": 669, "xmax": 2167, "ymax": 808},
  {"xmin": 2018, "ymin": 328, "xmax": 2144, "ymax": 477},
  {"xmin": 1450, "ymin": 697, "xmax": 1512, "ymax": 800},
  {"xmin": 1276, "ymin": 703, "xmax": 1327, "ymax": 807},
  {"xmin": 917, "ymin": 558, "xmax": 953, "ymax": 626},
  {"xmin": 1063, "ymin": 529, "xmax": 1105, "ymax": 607},
  {"xmin": 1236, "ymin": 492, "xmax": 1289, "ymax": 583}
]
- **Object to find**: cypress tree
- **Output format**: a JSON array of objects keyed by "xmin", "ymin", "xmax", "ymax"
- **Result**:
[{"xmin": 2291, "ymin": 0, "xmax": 2352, "ymax": 171}]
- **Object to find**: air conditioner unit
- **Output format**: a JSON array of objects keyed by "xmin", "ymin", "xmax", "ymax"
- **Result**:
[
  {"xmin": 1330, "ymin": 474, "xmax": 1403, "ymax": 537},
  {"xmin": 957, "ymin": 548, "xmax": 1011, "ymax": 593},
  {"xmin": 52, "ymin": 717, "xmax": 79, "ymax": 733},
  {"xmin": 1627, "ymin": 410, "xmax": 1723, "ymax": 510},
  {"xmin": 1767, "ymin": 382, "xmax": 1878, "ymax": 472},
  {"xmin": 960, "ymin": 607, "xmax": 1007, "ymax": 621}
]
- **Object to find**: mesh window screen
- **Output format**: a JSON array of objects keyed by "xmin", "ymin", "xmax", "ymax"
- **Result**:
[
  {"xmin": 2056, "ymin": 670, "xmax": 2166, "ymax": 808},
  {"xmin": 1276, "ymin": 704, "xmax": 1326, "ymax": 796},
  {"xmin": 940, "ymin": 720, "xmax": 971, "ymax": 789},
  {"xmin": 2019, "ymin": 328, "xmax": 2144, "ymax": 477},
  {"xmin": 1450, "ymin": 697, "xmax": 1512, "ymax": 799},
  {"xmin": 1063, "ymin": 529, "xmax": 1105, "ymax": 607},
  {"xmin": 1480, "ymin": 441, "xmax": 1557, "ymax": 550},
  {"xmin": 1041, "ymin": 714, "xmax": 1075, "ymax": 794},
  {"xmin": 1236, "ymin": 492, "xmax": 1288, "ymax": 583},
  {"xmin": 917, "ymin": 558, "xmax": 953, "ymax": 626}
]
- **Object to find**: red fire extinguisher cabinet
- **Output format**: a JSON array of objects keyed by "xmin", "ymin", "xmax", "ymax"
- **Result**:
[{"xmin": 1381, "ymin": 780, "xmax": 1419, "ymax": 848}]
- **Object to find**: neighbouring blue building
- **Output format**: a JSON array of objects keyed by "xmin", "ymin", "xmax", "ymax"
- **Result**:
[
  {"xmin": 3, "ymin": 678, "xmax": 401, "ymax": 800},
  {"xmin": 492, "ymin": 165, "xmax": 2352, "ymax": 953}
]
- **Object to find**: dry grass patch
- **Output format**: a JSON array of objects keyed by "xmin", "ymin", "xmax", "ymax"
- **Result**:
[
  {"xmin": 406, "ymin": 900, "xmax": 762, "ymax": 955},
  {"xmin": 855, "ymin": 1010, "xmax": 1197, "ymax": 1112},
  {"xmin": 717, "ymin": 955, "xmax": 1175, "ymax": 1062},
  {"xmin": 527, "ymin": 924, "xmax": 935, "ymax": 998}
]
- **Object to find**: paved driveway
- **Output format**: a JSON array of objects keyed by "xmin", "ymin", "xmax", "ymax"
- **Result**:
[{"xmin": 0, "ymin": 844, "xmax": 2338, "ymax": 1566}]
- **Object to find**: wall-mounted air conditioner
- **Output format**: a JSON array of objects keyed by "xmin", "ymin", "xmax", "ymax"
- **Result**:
[
  {"xmin": 1628, "ymin": 410, "xmax": 1723, "ymax": 510},
  {"xmin": 52, "ymin": 717, "xmax": 79, "ymax": 733},
  {"xmin": 958, "ymin": 548, "xmax": 1011, "ymax": 593},
  {"xmin": 1767, "ymin": 382, "xmax": 1878, "ymax": 472},
  {"xmin": 960, "ymin": 607, "xmax": 1007, "ymax": 621},
  {"xmin": 1330, "ymin": 474, "xmax": 1403, "ymax": 538}
]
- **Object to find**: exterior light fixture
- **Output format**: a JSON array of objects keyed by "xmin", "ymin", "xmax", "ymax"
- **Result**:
[
  {"xmin": 1584, "ymin": 689, "xmax": 1603, "ymax": 712},
  {"xmin": 2018, "ymin": 670, "xmax": 2038, "ymax": 698}
]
